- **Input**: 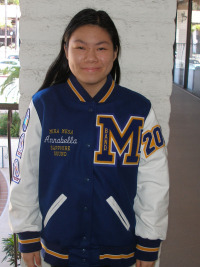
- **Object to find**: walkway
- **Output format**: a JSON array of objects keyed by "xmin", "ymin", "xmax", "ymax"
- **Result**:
[
  {"xmin": 0, "ymin": 170, "xmax": 8, "ymax": 216},
  {"xmin": 160, "ymin": 84, "xmax": 200, "ymax": 266},
  {"xmin": 0, "ymin": 138, "xmax": 18, "ymax": 267},
  {"xmin": 0, "ymin": 168, "xmax": 11, "ymax": 267}
]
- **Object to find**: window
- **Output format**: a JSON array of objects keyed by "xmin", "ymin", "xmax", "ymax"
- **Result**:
[
  {"xmin": 188, "ymin": 0, "xmax": 200, "ymax": 97},
  {"xmin": 174, "ymin": 0, "xmax": 189, "ymax": 86},
  {"xmin": 174, "ymin": 0, "xmax": 200, "ymax": 98}
]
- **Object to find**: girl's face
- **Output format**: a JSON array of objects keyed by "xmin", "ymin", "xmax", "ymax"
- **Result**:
[{"xmin": 64, "ymin": 24, "xmax": 117, "ymax": 97}]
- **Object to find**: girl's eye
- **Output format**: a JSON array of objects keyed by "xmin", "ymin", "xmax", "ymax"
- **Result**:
[
  {"xmin": 98, "ymin": 47, "xmax": 106, "ymax": 51},
  {"xmin": 76, "ymin": 46, "xmax": 85, "ymax": 50}
]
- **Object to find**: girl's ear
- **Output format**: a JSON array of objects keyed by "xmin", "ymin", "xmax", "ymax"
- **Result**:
[
  {"xmin": 113, "ymin": 47, "xmax": 118, "ymax": 61},
  {"xmin": 64, "ymin": 45, "xmax": 68, "ymax": 60}
]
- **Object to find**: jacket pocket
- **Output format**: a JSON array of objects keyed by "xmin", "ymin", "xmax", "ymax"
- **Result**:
[
  {"xmin": 44, "ymin": 194, "xmax": 67, "ymax": 227},
  {"xmin": 106, "ymin": 196, "xmax": 130, "ymax": 231}
]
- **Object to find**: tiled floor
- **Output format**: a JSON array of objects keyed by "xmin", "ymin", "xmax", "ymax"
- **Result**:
[
  {"xmin": 0, "ymin": 170, "xmax": 8, "ymax": 216},
  {"xmin": 0, "ymin": 168, "xmax": 11, "ymax": 267},
  {"xmin": 0, "ymin": 138, "xmax": 18, "ymax": 267},
  {"xmin": 160, "ymin": 84, "xmax": 200, "ymax": 266}
]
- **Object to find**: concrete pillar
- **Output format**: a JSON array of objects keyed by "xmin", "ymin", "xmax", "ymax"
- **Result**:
[{"xmin": 19, "ymin": 0, "xmax": 176, "ymax": 143}]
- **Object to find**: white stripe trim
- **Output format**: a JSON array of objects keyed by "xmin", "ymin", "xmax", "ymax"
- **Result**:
[
  {"xmin": 44, "ymin": 194, "xmax": 67, "ymax": 227},
  {"xmin": 106, "ymin": 196, "xmax": 130, "ymax": 231}
]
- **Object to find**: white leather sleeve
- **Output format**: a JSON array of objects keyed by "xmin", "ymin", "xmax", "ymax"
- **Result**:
[
  {"xmin": 9, "ymin": 100, "xmax": 42, "ymax": 233},
  {"xmin": 134, "ymin": 107, "xmax": 169, "ymax": 240}
]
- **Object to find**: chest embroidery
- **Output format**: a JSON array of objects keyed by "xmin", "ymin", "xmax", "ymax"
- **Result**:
[
  {"xmin": 44, "ymin": 128, "xmax": 77, "ymax": 157},
  {"xmin": 94, "ymin": 115, "xmax": 144, "ymax": 165}
]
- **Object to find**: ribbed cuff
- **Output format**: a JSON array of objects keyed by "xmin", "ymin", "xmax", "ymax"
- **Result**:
[
  {"xmin": 135, "ymin": 236, "xmax": 161, "ymax": 261},
  {"xmin": 18, "ymin": 231, "xmax": 41, "ymax": 253}
]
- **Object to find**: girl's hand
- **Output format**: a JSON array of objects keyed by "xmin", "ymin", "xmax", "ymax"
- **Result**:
[
  {"xmin": 21, "ymin": 251, "xmax": 41, "ymax": 267},
  {"xmin": 136, "ymin": 259, "xmax": 155, "ymax": 267}
]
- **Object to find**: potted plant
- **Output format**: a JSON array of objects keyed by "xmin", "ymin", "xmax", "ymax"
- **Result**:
[{"xmin": 1, "ymin": 234, "xmax": 21, "ymax": 266}]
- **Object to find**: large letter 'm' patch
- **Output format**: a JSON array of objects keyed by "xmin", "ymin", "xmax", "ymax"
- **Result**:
[{"xmin": 94, "ymin": 115, "xmax": 144, "ymax": 165}]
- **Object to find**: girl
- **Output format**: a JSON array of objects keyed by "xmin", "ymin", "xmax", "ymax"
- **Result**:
[{"xmin": 9, "ymin": 8, "xmax": 169, "ymax": 267}]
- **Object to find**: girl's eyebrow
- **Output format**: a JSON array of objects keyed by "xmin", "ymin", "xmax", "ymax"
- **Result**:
[
  {"xmin": 96, "ymin": 41, "xmax": 110, "ymax": 46},
  {"xmin": 73, "ymin": 39, "xmax": 86, "ymax": 44},
  {"xmin": 73, "ymin": 39, "xmax": 110, "ymax": 46}
]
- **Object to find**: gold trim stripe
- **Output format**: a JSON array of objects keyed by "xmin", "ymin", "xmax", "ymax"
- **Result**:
[
  {"xmin": 41, "ymin": 242, "xmax": 69, "ymax": 260},
  {"xmin": 18, "ymin": 238, "xmax": 40, "ymax": 244},
  {"xmin": 100, "ymin": 252, "xmax": 135, "ymax": 260},
  {"xmin": 99, "ymin": 80, "xmax": 115, "ymax": 103},
  {"xmin": 136, "ymin": 245, "xmax": 160, "ymax": 253},
  {"xmin": 67, "ymin": 79, "xmax": 86, "ymax": 102}
]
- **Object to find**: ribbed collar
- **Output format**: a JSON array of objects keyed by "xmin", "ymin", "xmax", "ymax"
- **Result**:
[{"xmin": 67, "ymin": 74, "xmax": 115, "ymax": 103}]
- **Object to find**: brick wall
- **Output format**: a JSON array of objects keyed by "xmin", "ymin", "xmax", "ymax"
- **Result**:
[{"xmin": 19, "ymin": 0, "xmax": 177, "ymax": 143}]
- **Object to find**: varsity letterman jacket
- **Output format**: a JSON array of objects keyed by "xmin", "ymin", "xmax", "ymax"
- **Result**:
[{"xmin": 9, "ymin": 74, "xmax": 169, "ymax": 267}]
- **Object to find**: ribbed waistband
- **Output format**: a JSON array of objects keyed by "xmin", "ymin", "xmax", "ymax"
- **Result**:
[{"xmin": 41, "ymin": 239, "xmax": 136, "ymax": 266}]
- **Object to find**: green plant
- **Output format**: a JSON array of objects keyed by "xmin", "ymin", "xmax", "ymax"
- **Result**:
[
  {"xmin": 1, "ymin": 234, "xmax": 20, "ymax": 266},
  {"xmin": 0, "ymin": 66, "xmax": 20, "ymax": 98},
  {"xmin": 11, "ymin": 111, "xmax": 21, "ymax": 137},
  {"xmin": 0, "ymin": 111, "xmax": 20, "ymax": 137},
  {"xmin": 191, "ymin": 24, "xmax": 200, "ymax": 32},
  {"xmin": 0, "ymin": 113, "xmax": 8, "ymax": 136},
  {"xmin": 0, "ymin": 0, "xmax": 19, "ymax": 5}
]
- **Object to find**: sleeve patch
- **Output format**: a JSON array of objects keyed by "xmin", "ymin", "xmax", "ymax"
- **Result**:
[
  {"xmin": 142, "ymin": 125, "xmax": 165, "ymax": 158},
  {"xmin": 22, "ymin": 108, "xmax": 30, "ymax": 132},
  {"xmin": 16, "ymin": 133, "xmax": 25, "ymax": 159},
  {"xmin": 12, "ymin": 159, "xmax": 21, "ymax": 184}
]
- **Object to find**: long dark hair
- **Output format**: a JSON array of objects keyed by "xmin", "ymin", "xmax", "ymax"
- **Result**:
[{"xmin": 38, "ymin": 8, "xmax": 121, "ymax": 91}]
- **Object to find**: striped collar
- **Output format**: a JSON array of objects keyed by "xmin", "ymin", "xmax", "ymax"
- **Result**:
[{"xmin": 67, "ymin": 74, "xmax": 115, "ymax": 103}]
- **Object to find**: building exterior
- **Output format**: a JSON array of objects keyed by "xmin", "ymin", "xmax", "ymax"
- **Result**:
[
  {"xmin": 174, "ymin": 0, "xmax": 200, "ymax": 97},
  {"xmin": 0, "ymin": 4, "xmax": 20, "ymax": 48},
  {"xmin": 18, "ymin": 0, "xmax": 176, "ymax": 145}
]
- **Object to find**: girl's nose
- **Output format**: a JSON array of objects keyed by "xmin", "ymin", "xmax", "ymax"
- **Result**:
[{"xmin": 85, "ymin": 48, "xmax": 98, "ymax": 62}]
